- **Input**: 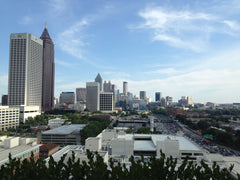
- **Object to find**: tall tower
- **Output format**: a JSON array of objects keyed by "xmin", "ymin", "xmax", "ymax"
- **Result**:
[
  {"xmin": 123, "ymin": 81, "xmax": 128, "ymax": 96},
  {"xmin": 86, "ymin": 82, "xmax": 100, "ymax": 111},
  {"xmin": 8, "ymin": 33, "xmax": 43, "ymax": 108},
  {"xmin": 140, "ymin": 91, "xmax": 146, "ymax": 100},
  {"xmin": 40, "ymin": 24, "xmax": 55, "ymax": 111},
  {"xmin": 155, "ymin": 92, "xmax": 161, "ymax": 101},
  {"xmin": 95, "ymin": 73, "xmax": 103, "ymax": 91}
]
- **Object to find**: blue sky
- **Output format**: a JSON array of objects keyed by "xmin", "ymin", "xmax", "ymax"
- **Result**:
[{"xmin": 0, "ymin": 0, "xmax": 240, "ymax": 103}]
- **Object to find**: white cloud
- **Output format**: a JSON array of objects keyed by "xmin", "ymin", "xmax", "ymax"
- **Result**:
[
  {"xmin": 103, "ymin": 72, "xmax": 131, "ymax": 80},
  {"xmin": 19, "ymin": 16, "xmax": 32, "ymax": 25},
  {"xmin": 134, "ymin": 6, "xmax": 239, "ymax": 52},
  {"xmin": 57, "ymin": 19, "xmax": 89, "ymax": 60},
  {"xmin": 144, "ymin": 68, "xmax": 179, "ymax": 75},
  {"xmin": 223, "ymin": 20, "xmax": 240, "ymax": 31},
  {"xmin": 46, "ymin": 0, "xmax": 67, "ymax": 14},
  {"xmin": 55, "ymin": 60, "xmax": 77, "ymax": 68},
  {"xmin": 109, "ymin": 47, "xmax": 240, "ymax": 103}
]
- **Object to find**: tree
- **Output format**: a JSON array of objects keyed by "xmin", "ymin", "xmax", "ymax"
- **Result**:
[{"xmin": 0, "ymin": 150, "xmax": 237, "ymax": 179}]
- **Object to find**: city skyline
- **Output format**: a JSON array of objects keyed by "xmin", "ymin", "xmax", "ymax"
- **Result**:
[{"xmin": 1, "ymin": 0, "xmax": 240, "ymax": 103}]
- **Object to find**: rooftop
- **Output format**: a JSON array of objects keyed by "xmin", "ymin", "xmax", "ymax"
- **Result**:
[
  {"xmin": 42, "ymin": 124, "xmax": 86, "ymax": 135},
  {"xmin": 117, "ymin": 134, "xmax": 201, "ymax": 151}
]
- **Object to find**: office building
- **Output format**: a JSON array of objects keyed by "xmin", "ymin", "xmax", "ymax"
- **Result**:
[
  {"xmin": 0, "ymin": 106, "xmax": 19, "ymax": 131},
  {"xmin": 123, "ymin": 81, "xmax": 128, "ymax": 96},
  {"xmin": 8, "ymin": 33, "xmax": 43, "ymax": 110},
  {"xmin": 76, "ymin": 88, "xmax": 86, "ymax": 103},
  {"xmin": 112, "ymin": 84, "xmax": 117, "ymax": 90},
  {"xmin": 103, "ymin": 81, "xmax": 112, "ymax": 92},
  {"xmin": 160, "ymin": 97, "xmax": 166, "ymax": 107},
  {"xmin": 1, "ymin": 95, "xmax": 8, "ymax": 106},
  {"xmin": 100, "ymin": 92, "xmax": 113, "ymax": 112},
  {"xmin": 155, "ymin": 92, "xmax": 161, "ymax": 102},
  {"xmin": 18, "ymin": 105, "xmax": 40, "ymax": 123},
  {"xmin": 140, "ymin": 91, "xmax": 146, "ymax": 100},
  {"xmin": 95, "ymin": 73, "xmax": 103, "ymax": 91},
  {"xmin": 40, "ymin": 25, "xmax": 55, "ymax": 112},
  {"xmin": 59, "ymin": 92, "xmax": 76, "ymax": 104},
  {"xmin": 86, "ymin": 82, "xmax": 100, "ymax": 111},
  {"xmin": 166, "ymin": 96, "xmax": 173, "ymax": 105},
  {"xmin": 187, "ymin": 96, "xmax": 193, "ymax": 105}
]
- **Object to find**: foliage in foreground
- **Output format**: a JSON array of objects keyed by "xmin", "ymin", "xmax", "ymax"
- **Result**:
[{"xmin": 0, "ymin": 150, "xmax": 238, "ymax": 180}]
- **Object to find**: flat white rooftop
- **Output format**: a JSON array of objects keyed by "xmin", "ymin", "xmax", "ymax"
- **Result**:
[
  {"xmin": 42, "ymin": 124, "xmax": 86, "ymax": 135},
  {"xmin": 117, "ymin": 134, "xmax": 201, "ymax": 151}
]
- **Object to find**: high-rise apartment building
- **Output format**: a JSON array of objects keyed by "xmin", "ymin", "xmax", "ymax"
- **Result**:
[
  {"xmin": 86, "ymin": 82, "xmax": 100, "ymax": 111},
  {"xmin": 8, "ymin": 33, "xmax": 43, "ymax": 109},
  {"xmin": 123, "ymin": 81, "xmax": 128, "ymax": 96},
  {"xmin": 100, "ymin": 92, "xmax": 113, "ymax": 112},
  {"xmin": 140, "ymin": 91, "xmax": 146, "ymax": 100},
  {"xmin": 155, "ymin": 92, "xmax": 161, "ymax": 101},
  {"xmin": 76, "ymin": 88, "xmax": 86, "ymax": 102},
  {"xmin": 95, "ymin": 73, "xmax": 103, "ymax": 91},
  {"xmin": 40, "ymin": 25, "xmax": 55, "ymax": 112}
]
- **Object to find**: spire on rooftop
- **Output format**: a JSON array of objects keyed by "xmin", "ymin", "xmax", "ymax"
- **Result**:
[{"xmin": 40, "ymin": 23, "xmax": 52, "ymax": 41}]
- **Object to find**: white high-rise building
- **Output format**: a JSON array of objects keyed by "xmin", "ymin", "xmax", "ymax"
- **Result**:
[
  {"xmin": 86, "ymin": 82, "xmax": 100, "ymax": 111},
  {"xmin": 8, "ymin": 33, "xmax": 43, "ymax": 110}
]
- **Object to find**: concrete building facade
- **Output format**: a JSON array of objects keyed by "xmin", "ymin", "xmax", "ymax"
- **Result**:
[
  {"xmin": 123, "ymin": 81, "xmax": 128, "ymax": 96},
  {"xmin": 86, "ymin": 82, "xmax": 100, "ymax": 111},
  {"xmin": 140, "ymin": 91, "xmax": 146, "ymax": 100},
  {"xmin": 8, "ymin": 33, "xmax": 43, "ymax": 110},
  {"xmin": 76, "ymin": 88, "xmax": 86, "ymax": 103},
  {"xmin": 0, "ymin": 106, "xmax": 19, "ymax": 131}
]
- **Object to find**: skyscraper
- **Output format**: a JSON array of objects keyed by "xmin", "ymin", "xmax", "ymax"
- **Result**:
[
  {"xmin": 140, "ymin": 91, "xmax": 146, "ymax": 100},
  {"xmin": 155, "ymin": 92, "xmax": 161, "ymax": 101},
  {"xmin": 103, "ymin": 81, "xmax": 112, "ymax": 92},
  {"xmin": 123, "ymin": 81, "xmax": 128, "ymax": 96},
  {"xmin": 40, "ymin": 24, "xmax": 55, "ymax": 111},
  {"xmin": 86, "ymin": 82, "xmax": 100, "ymax": 111},
  {"xmin": 59, "ymin": 92, "xmax": 76, "ymax": 104},
  {"xmin": 95, "ymin": 73, "xmax": 103, "ymax": 91},
  {"xmin": 76, "ymin": 88, "xmax": 86, "ymax": 102},
  {"xmin": 8, "ymin": 33, "xmax": 43, "ymax": 108}
]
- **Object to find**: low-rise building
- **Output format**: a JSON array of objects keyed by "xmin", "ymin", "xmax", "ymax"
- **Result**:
[
  {"xmin": 48, "ymin": 118, "xmax": 66, "ymax": 128},
  {"xmin": 41, "ymin": 124, "xmax": 86, "ymax": 145},
  {"xmin": 45, "ymin": 145, "xmax": 108, "ymax": 165},
  {"xmin": 39, "ymin": 143, "xmax": 59, "ymax": 158},
  {"xmin": 0, "ymin": 136, "xmax": 40, "ymax": 166},
  {"xmin": 0, "ymin": 106, "xmax": 19, "ymax": 131}
]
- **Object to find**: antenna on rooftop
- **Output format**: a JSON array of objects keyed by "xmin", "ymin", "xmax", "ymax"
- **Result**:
[{"xmin": 45, "ymin": 21, "xmax": 47, "ymax": 28}]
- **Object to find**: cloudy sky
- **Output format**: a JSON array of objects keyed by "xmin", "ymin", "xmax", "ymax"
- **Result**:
[{"xmin": 0, "ymin": 0, "xmax": 240, "ymax": 103}]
